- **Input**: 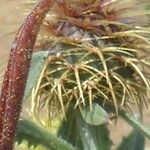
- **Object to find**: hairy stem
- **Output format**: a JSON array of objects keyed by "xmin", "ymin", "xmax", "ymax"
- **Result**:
[{"xmin": 0, "ymin": 0, "xmax": 53, "ymax": 149}]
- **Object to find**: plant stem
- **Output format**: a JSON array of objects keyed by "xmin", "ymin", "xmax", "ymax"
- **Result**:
[
  {"xmin": 0, "ymin": 0, "xmax": 53, "ymax": 149},
  {"xmin": 16, "ymin": 119, "xmax": 76, "ymax": 150}
]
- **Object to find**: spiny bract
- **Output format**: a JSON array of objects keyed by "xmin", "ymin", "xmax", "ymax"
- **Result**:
[{"xmin": 26, "ymin": 0, "xmax": 150, "ymax": 120}]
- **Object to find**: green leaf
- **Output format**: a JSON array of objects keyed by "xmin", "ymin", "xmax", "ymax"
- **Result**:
[
  {"xmin": 120, "ymin": 111, "xmax": 150, "ymax": 139},
  {"xmin": 98, "ymin": 101, "xmax": 150, "ymax": 139},
  {"xmin": 57, "ymin": 107, "xmax": 83, "ymax": 150},
  {"xmin": 16, "ymin": 119, "xmax": 76, "ymax": 150},
  {"xmin": 24, "ymin": 51, "xmax": 49, "ymax": 99},
  {"xmin": 117, "ymin": 130, "xmax": 145, "ymax": 150},
  {"xmin": 58, "ymin": 106, "xmax": 112, "ymax": 150},
  {"xmin": 80, "ymin": 103, "xmax": 109, "ymax": 126},
  {"xmin": 117, "ymin": 113, "xmax": 145, "ymax": 150},
  {"xmin": 76, "ymin": 110, "xmax": 112, "ymax": 150}
]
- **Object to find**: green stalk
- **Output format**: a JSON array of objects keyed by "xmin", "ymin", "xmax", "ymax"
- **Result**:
[{"xmin": 16, "ymin": 119, "xmax": 76, "ymax": 150}]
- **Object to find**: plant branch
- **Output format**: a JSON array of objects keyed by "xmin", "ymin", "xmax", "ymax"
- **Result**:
[
  {"xmin": 0, "ymin": 0, "xmax": 53, "ymax": 149},
  {"xmin": 16, "ymin": 119, "xmax": 76, "ymax": 150}
]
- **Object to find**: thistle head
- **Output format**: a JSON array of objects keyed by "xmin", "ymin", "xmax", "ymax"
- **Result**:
[{"xmin": 24, "ymin": 0, "xmax": 150, "ymax": 121}]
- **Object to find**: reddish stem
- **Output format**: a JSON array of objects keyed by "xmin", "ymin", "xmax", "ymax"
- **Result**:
[{"xmin": 0, "ymin": 0, "xmax": 53, "ymax": 149}]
